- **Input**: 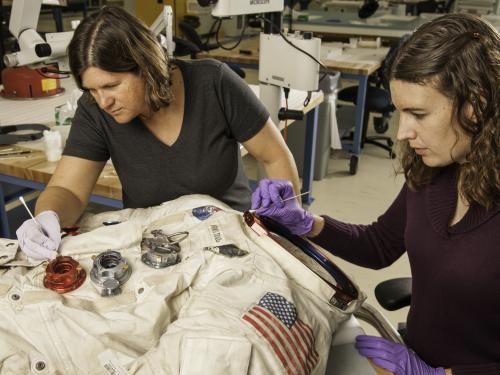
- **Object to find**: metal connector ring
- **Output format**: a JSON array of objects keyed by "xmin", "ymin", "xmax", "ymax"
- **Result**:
[
  {"xmin": 44, "ymin": 256, "xmax": 86, "ymax": 294},
  {"xmin": 90, "ymin": 250, "xmax": 131, "ymax": 297}
]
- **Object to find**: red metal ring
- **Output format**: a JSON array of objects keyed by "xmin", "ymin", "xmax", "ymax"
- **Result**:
[{"xmin": 44, "ymin": 256, "xmax": 86, "ymax": 294}]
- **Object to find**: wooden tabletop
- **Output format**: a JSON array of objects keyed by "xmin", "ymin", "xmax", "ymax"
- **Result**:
[
  {"xmin": 0, "ymin": 146, "xmax": 123, "ymax": 200},
  {"xmin": 203, "ymin": 37, "xmax": 388, "ymax": 76},
  {"xmin": 0, "ymin": 86, "xmax": 323, "ymax": 202}
]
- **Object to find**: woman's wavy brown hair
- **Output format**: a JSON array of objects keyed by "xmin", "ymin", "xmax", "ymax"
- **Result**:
[
  {"xmin": 68, "ymin": 6, "xmax": 173, "ymax": 112},
  {"xmin": 388, "ymin": 13, "xmax": 500, "ymax": 209}
]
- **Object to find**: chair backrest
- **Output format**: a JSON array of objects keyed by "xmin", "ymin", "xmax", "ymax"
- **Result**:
[
  {"xmin": 362, "ymin": 35, "xmax": 411, "ymax": 113},
  {"xmin": 179, "ymin": 21, "xmax": 206, "ymax": 51},
  {"xmin": 172, "ymin": 37, "xmax": 201, "ymax": 58}
]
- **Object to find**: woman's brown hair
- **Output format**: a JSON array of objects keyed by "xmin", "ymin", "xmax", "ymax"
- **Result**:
[
  {"xmin": 388, "ymin": 13, "xmax": 500, "ymax": 209},
  {"xmin": 68, "ymin": 6, "xmax": 173, "ymax": 112}
]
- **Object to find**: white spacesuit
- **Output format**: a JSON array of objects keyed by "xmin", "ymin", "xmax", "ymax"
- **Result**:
[{"xmin": 0, "ymin": 195, "xmax": 364, "ymax": 374}]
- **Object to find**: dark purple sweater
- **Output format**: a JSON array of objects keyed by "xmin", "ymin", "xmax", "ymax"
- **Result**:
[{"xmin": 311, "ymin": 165, "xmax": 500, "ymax": 375}]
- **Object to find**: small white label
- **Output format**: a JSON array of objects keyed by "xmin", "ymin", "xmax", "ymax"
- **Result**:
[
  {"xmin": 98, "ymin": 350, "xmax": 129, "ymax": 375},
  {"xmin": 208, "ymin": 224, "xmax": 226, "ymax": 244}
]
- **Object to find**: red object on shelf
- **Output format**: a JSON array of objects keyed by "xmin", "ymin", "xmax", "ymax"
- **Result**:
[{"xmin": 1, "ymin": 66, "xmax": 64, "ymax": 99}]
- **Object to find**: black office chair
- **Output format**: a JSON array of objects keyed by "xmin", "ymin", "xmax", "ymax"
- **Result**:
[
  {"xmin": 337, "ymin": 54, "xmax": 396, "ymax": 159},
  {"xmin": 177, "ymin": 20, "xmax": 246, "ymax": 79},
  {"xmin": 173, "ymin": 37, "xmax": 201, "ymax": 59},
  {"xmin": 375, "ymin": 277, "xmax": 412, "ymax": 342},
  {"xmin": 338, "ymin": 77, "xmax": 395, "ymax": 158},
  {"xmin": 178, "ymin": 20, "xmax": 220, "ymax": 52}
]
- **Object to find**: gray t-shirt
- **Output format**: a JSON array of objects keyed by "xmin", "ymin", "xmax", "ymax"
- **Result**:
[{"xmin": 63, "ymin": 59, "xmax": 269, "ymax": 211}]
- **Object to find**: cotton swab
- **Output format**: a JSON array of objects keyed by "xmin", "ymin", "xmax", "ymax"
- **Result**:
[
  {"xmin": 19, "ymin": 196, "xmax": 39, "ymax": 225},
  {"xmin": 249, "ymin": 191, "xmax": 310, "ymax": 213}
]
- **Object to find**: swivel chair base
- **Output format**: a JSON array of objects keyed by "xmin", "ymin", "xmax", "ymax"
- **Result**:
[
  {"xmin": 364, "ymin": 137, "xmax": 396, "ymax": 159},
  {"xmin": 361, "ymin": 114, "xmax": 395, "ymax": 159}
]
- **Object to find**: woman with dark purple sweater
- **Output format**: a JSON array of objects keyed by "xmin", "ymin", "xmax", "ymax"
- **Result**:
[{"xmin": 252, "ymin": 13, "xmax": 500, "ymax": 375}]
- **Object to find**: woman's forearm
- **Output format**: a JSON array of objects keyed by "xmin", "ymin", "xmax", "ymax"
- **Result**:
[
  {"xmin": 262, "ymin": 155, "xmax": 301, "ymax": 200},
  {"xmin": 35, "ymin": 186, "xmax": 87, "ymax": 227},
  {"xmin": 243, "ymin": 119, "xmax": 301, "ymax": 201}
]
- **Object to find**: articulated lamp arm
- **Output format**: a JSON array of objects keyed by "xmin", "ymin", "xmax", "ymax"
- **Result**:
[{"xmin": 3, "ymin": 0, "xmax": 73, "ymax": 68}]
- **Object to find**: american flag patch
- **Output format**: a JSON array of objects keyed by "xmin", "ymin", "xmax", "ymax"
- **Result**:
[{"xmin": 242, "ymin": 292, "xmax": 319, "ymax": 375}]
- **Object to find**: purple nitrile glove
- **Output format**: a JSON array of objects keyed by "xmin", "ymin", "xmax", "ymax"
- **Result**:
[
  {"xmin": 251, "ymin": 179, "xmax": 314, "ymax": 236},
  {"xmin": 355, "ymin": 335, "xmax": 446, "ymax": 375},
  {"xmin": 16, "ymin": 210, "xmax": 61, "ymax": 260}
]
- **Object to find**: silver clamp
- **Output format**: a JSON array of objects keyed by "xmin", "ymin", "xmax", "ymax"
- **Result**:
[
  {"xmin": 141, "ymin": 230, "xmax": 189, "ymax": 269},
  {"xmin": 90, "ymin": 250, "xmax": 132, "ymax": 297}
]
